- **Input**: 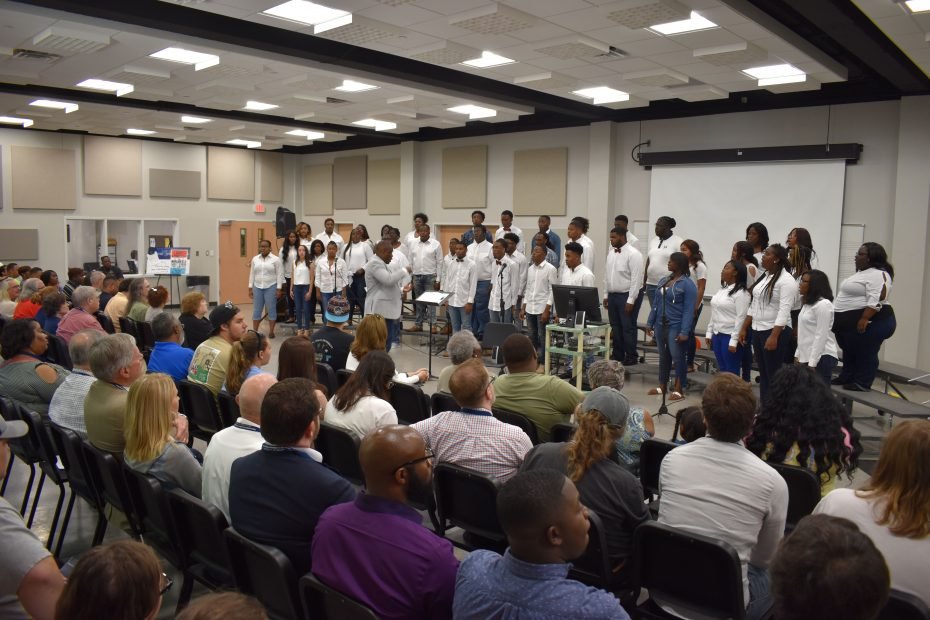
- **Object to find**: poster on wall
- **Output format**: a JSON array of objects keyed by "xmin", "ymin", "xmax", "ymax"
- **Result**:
[{"xmin": 146, "ymin": 247, "xmax": 191, "ymax": 275}]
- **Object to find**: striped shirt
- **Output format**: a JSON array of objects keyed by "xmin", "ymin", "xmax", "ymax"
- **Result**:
[{"xmin": 48, "ymin": 369, "xmax": 96, "ymax": 438}]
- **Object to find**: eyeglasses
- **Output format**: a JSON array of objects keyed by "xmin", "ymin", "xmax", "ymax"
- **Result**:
[
  {"xmin": 393, "ymin": 449, "xmax": 435, "ymax": 474},
  {"xmin": 484, "ymin": 375, "xmax": 496, "ymax": 391},
  {"xmin": 159, "ymin": 572, "xmax": 174, "ymax": 595}
]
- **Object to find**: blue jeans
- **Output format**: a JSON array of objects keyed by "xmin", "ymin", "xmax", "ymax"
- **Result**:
[
  {"xmin": 811, "ymin": 355, "xmax": 838, "ymax": 385},
  {"xmin": 835, "ymin": 310, "xmax": 897, "ymax": 389},
  {"xmin": 347, "ymin": 276, "xmax": 366, "ymax": 322},
  {"xmin": 645, "ymin": 284, "xmax": 659, "ymax": 313},
  {"xmin": 753, "ymin": 327, "xmax": 794, "ymax": 402},
  {"xmin": 489, "ymin": 307, "xmax": 512, "ymax": 325},
  {"xmin": 607, "ymin": 291, "xmax": 640, "ymax": 362},
  {"xmin": 473, "ymin": 280, "xmax": 491, "ymax": 339},
  {"xmin": 656, "ymin": 322, "xmax": 687, "ymax": 390},
  {"xmin": 385, "ymin": 318, "xmax": 398, "ymax": 352},
  {"xmin": 711, "ymin": 333, "xmax": 742, "ymax": 375},
  {"xmin": 252, "ymin": 286, "xmax": 277, "ymax": 321},
  {"xmin": 525, "ymin": 312, "xmax": 548, "ymax": 362},
  {"xmin": 447, "ymin": 305, "xmax": 472, "ymax": 333},
  {"xmin": 413, "ymin": 274, "xmax": 437, "ymax": 326},
  {"xmin": 746, "ymin": 564, "xmax": 772, "ymax": 620},
  {"xmin": 293, "ymin": 284, "xmax": 310, "ymax": 330}
]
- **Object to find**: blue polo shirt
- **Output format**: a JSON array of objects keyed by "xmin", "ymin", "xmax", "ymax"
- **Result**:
[{"xmin": 147, "ymin": 341, "xmax": 194, "ymax": 382}]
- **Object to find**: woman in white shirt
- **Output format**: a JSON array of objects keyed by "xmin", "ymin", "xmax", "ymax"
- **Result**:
[
  {"xmin": 745, "ymin": 222, "xmax": 769, "ymax": 265},
  {"xmin": 296, "ymin": 221, "xmax": 313, "ymax": 247},
  {"xmin": 279, "ymin": 230, "xmax": 299, "ymax": 324},
  {"xmin": 345, "ymin": 314, "xmax": 428, "ymax": 385},
  {"xmin": 314, "ymin": 241, "xmax": 349, "ymax": 323},
  {"xmin": 342, "ymin": 227, "xmax": 373, "ymax": 324},
  {"xmin": 705, "ymin": 260, "xmax": 749, "ymax": 375},
  {"xmin": 680, "ymin": 239, "xmax": 707, "ymax": 373},
  {"xmin": 796, "ymin": 270, "xmax": 838, "ymax": 384},
  {"xmin": 832, "ymin": 243, "xmax": 896, "ymax": 392},
  {"xmin": 248, "ymin": 239, "xmax": 283, "ymax": 338},
  {"xmin": 324, "ymin": 350, "xmax": 398, "ymax": 440},
  {"xmin": 290, "ymin": 244, "xmax": 313, "ymax": 336},
  {"xmin": 308, "ymin": 240, "xmax": 325, "ymax": 324},
  {"xmin": 643, "ymin": 216, "xmax": 684, "ymax": 313},
  {"xmin": 731, "ymin": 240, "xmax": 760, "ymax": 381}
]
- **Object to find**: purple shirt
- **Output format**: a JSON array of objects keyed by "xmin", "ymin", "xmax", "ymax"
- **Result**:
[
  {"xmin": 56, "ymin": 308, "xmax": 106, "ymax": 344},
  {"xmin": 311, "ymin": 493, "xmax": 459, "ymax": 620}
]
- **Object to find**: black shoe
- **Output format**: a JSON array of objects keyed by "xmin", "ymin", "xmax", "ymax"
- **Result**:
[
  {"xmin": 830, "ymin": 377, "xmax": 847, "ymax": 385},
  {"xmin": 843, "ymin": 383, "xmax": 869, "ymax": 392},
  {"xmin": 624, "ymin": 358, "xmax": 639, "ymax": 367}
]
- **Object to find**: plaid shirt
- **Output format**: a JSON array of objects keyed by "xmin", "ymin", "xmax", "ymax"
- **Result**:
[
  {"xmin": 412, "ymin": 408, "xmax": 532, "ymax": 482},
  {"xmin": 48, "ymin": 369, "xmax": 96, "ymax": 438}
]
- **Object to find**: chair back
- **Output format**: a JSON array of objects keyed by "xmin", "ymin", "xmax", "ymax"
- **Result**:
[
  {"xmin": 389, "ymin": 382, "xmax": 430, "ymax": 425},
  {"xmin": 137, "ymin": 321, "xmax": 156, "ymax": 350},
  {"xmin": 95, "ymin": 312, "xmax": 115, "ymax": 334},
  {"xmin": 549, "ymin": 423, "xmax": 577, "ymax": 443},
  {"xmin": 433, "ymin": 462, "xmax": 505, "ymax": 544},
  {"xmin": 300, "ymin": 574, "xmax": 378, "ymax": 620},
  {"xmin": 639, "ymin": 438, "xmax": 677, "ymax": 500},
  {"xmin": 492, "ymin": 408, "xmax": 539, "ymax": 445},
  {"xmin": 315, "ymin": 423, "xmax": 363, "ymax": 485},
  {"xmin": 336, "ymin": 369, "xmax": 353, "ymax": 388},
  {"xmin": 430, "ymin": 391, "xmax": 459, "ymax": 416},
  {"xmin": 217, "ymin": 391, "xmax": 241, "ymax": 428},
  {"xmin": 45, "ymin": 335, "xmax": 73, "ymax": 370},
  {"xmin": 166, "ymin": 489, "xmax": 234, "ymax": 589},
  {"xmin": 878, "ymin": 589, "xmax": 930, "ymax": 620},
  {"xmin": 315, "ymin": 363, "xmax": 338, "ymax": 398},
  {"xmin": 482, "ymin": 322, "xmax": 518, "ymax": 364},
  {"xmin": 17, "ymin": 406, "xmax": 65, "ymax": 484},
  {"xmin": 123, "ymin": 466, "xmax": 183, "ymax": 566},
  {"xmin": 178, "ymin": 380, "xmax": 224, "ymax": 440},
  {"xmin": 633, "ymin": 521, "xmax": 745, "ymax": 620},
  {"xmin": 766, "ymin": 462, "xmax": 821, "ymax": 531},
  {"xmin": 568, "ymin": 509, "xmax": 613, "ymax": 589},
  {"xmin": 119, "ymin": 317, "xmax": 143, "ymax": 348},
  {"xmin": 0, "ymin": 399, "xmax": 42, "ymax": 467},
  {"xmin": 47, "ymin": 424, "xmax": 100, "ymax": 508},
  {"xmin": 80, "ymin": 440, "xmax": 141, "ymax": 535},
  {"xmin": 224, "ymin": 527, "xmax": 303, "ymax": 620}
]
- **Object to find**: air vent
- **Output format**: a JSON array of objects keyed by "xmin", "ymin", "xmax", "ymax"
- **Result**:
[
  {"xmin": 595, "ymin": 46, "xmax": 626, "ymax": 59},
  {"xmin": 32, "ymin": 26, "xmax": 110, "ymax": 55},
  {"xmin": 12, "ymin": 48, "xmax": 62, "ymax": 63}
]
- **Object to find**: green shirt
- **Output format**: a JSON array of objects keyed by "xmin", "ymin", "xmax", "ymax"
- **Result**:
[
  {"xmin": 127, "ymin": 302, "xmax": 149, "ymax": 322},
  {"xmin": 492, "ymin": 372, "xmax": 584, "ymax": 441},
  {"xmin": 187, "ymin": 335, "xmax": 233, "ymax": 396}
]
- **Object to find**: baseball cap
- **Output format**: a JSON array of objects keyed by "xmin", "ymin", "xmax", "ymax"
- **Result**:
[
  {"xmin": 210, "ymin": 302, "xmax": 240, "ymax": 334},
  {"xmin": 325, "ymin": 296, "xmax": 350, "ymax": 323},
  {"xmin": 581, "ymin": 386, "xmax": 630, "ymax": 428},
  {"xmin": 0, "ymin": 414, "xmax": 28, "ymax": 440}
]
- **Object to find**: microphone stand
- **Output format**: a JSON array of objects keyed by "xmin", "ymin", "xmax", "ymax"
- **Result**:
[
  {"xmin": 498, "ymin": 263, "xmax": 507, "ymax": 323},
  {"xmin": 654, "ymin": 282, "xmax": 672, "ymax": 421}
]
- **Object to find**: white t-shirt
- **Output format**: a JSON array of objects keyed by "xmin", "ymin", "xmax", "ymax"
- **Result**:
[
  {"xmin": 646, "ymin": 234, "xmax": 684, "ymax": 285},
  {"xmin": 796, "ymin": 298, "xmax": 839, "ymax": 366},
  {"xmin": 324, "ymin": 394, "xmax": 397, "ymax": 441},
  {"xmin": 834, "ymin": 268, "xmax": 893, "ymax": 312},
  {"xmin": 292, "ymin": 261, "xmax": 311, "ymax": 286}
]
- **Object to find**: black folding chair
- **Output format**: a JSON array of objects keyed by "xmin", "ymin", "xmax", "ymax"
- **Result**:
[
  {"xmin": 44, "ymin": 334, "xmax": 73, "ymax": 370},
  {"xmin": 95, "ymin": 312, "xmax": 115, "ymax": 334},
  {"xmin": 482, "ymin": 322, "xmax": 518, "ymax": 366},
  {"xmin": 492, "ymin": 407, "xmax": 540, "ymax": 444},
  {"xmin": 316, "ymin": 362, "xmax": 338, "ymax": 398},
  {"xmin": 389, "ymin": 382, "xmax": 430, "ymax": 425},
  {"xmin": 119, "ymin": 317, "xmax": 143, "ymax": 349},
  {"xmin": 16, "ymin": 408, "xmax": 70, "ymax": 552},
  {"xmin": 549, "ymin": 422, "xmax": 577, "ymax": 443},
  {"xmin": 430, "ymin": 391, "xmax": 459, "ymax": 415},
  {"xmin": 178, "ymin": 380, "xmax": 224, "ymax": 442},
  {"xmin": 217, "ymin": 391, "xmax": 241, "ymax": 428},
  {"xmin": 766, "ymin": 462, "xmax": 822, "ymax": 531},
  {"xmin": 569, "ymin": 510, "xmax": 636, "ymax": 603},
  {"xmin": 225, "ymin": 527, "xmax": 303, "ymax": 620},
  {"xmin": 433, "ymin": 462, "xmax": 506, "ymax": 551},
  {"xmin": 336, "ymin": 369, "xmax": 353, "ymax": 388},
  {"xmin": 47, "ymin": 424, "xmax": 108, "ymax": 550},
  {"xmin": 878, "ymin": 589, "xmax": 930, "ymax": 620},
  {"xmin": 137, "ymin": 320, "xmax": 156, "ymax": 350},
  {"xmin": 300, "ymin": 574, "xmax": 378, "ymax": 620},
  {"xmin": 315, "ymin": 423, "xmax": 364, "ymax": 486},
  {"xmin": 80, "ymin": 439, "xmax": 142, "ymax": 538},
  {"xmin": 0, "ymin": 399, "xmax": 41, "ymax": 519},
  {"xmin": 639, "ymin": 438, "xmax": 677, "ymax": 508}
]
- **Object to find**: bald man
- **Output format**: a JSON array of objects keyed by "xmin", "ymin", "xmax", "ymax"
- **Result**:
[
  {"xmin": 201, "ymin": 373, "xmax": 277, "ymax": 519},
  {"xmin": 312, "ymin": 425, "xmax": 459, "ymax": 620}
]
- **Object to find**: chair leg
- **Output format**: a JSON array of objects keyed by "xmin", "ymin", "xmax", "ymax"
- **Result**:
[
  {"xmin": 91, "ymin": 509, "xmax": 108, "ymax": 546},
  {"xmin": 19, "ymin": 464, "xmax": 36, "ymax": 517},
  {"xmin": 174, "ymin": 572, "xmax": 195, "ymax": 614},
  {"xmin": 0, "ymin": 453, "xmax": 12, "ymax": 495},
  {"xmin": 54, "ymin": 492, "xmax": 77, "ymax": 558},
  {"xmin": 45, "ymin": 483, "xmax": 67, "ymax": 551},
  {"xmin": 26, "ymin": 472, "xmax": 47, "ymax": 528}
]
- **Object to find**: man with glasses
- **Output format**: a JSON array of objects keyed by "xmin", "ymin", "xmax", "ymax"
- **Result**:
[{"xmin": 312, "ymin": 425, "xmax": 459, "ymax": 619}]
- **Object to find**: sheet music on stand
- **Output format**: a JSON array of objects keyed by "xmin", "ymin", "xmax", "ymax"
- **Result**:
[{"xmin": 415, "ymin": 291, "xmax": 451, "ymax": 305}]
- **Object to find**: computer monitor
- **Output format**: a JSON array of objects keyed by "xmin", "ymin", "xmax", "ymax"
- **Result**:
[{"xmin": 550, "ymin": 284, "xmax": 602, "ymax": 326}]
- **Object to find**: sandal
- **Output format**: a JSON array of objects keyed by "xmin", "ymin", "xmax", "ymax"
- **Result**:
[
  {"xmin": 668, "ymin": 391, "xmax": 685, "ymax": 402},
  {"xmin": 647, "ymin": 387, "xmax": 664, "ymax": 396}
]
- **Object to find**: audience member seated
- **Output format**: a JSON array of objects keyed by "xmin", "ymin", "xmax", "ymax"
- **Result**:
[
  {"xmin": 491, "ymin": 334, "xmax": 584, "ymax": 442},
  {"xmin": 187, "ymin": 304, "xmax": 247, "ymax": 397},
  {"xmin": 202, "ymin": 374, "xmax": 277, "ymax": 520},
  {"xmin": 36, "ymin": 292, "xmax": 67, "ymax": 336},
  {"xmin": 453, "ymin": 469, "xmax": 630, "ymax": 620},
  {"xmin": 228, "ymin": 378, "xmax": 356, "ymax": 576},
  {"xmin": 48, "ymin": 329, "xmax": 105, "ymax": 437},
  {"xmin": 0, "ymin": 319, "xmax": 68, "ymax": 416},
  {"xmin": 0, "ymin": 414, "xmax": 66, "ymax": 620},
  {"xmin": 437, "ymin": 330, "xmax": 482, "ymax": 394},
  {"xmin": 179, "ymin": 292, "xmax": 212, "ymax": 351},
  {"xmin": 97, "ymin": 275, "xmax": 120, "ymax": 312},
  {"xmin": 521, "ymin": 387, "xmax": 650, "ymax": 578},
  {"xmin": 413, "ymin": 359, "xmax": 532, "ymax": 482},
  {"xmin": 12, "ymin": 278, "xmax": 43, "ymax": 320},
  {"xmin": 124, "ymin": 373, "xmax": 201, "ymax": 496},
  {"xmin": 146, "ymin": 313, "xmax": 194, "ymax": 383},
  {"xmin": 770, "ymin": 514, "xmax": 890, "ymax": 620},
  {"xmin": 0, "ymin": 278, "xmax": 20, "ymax": 320},
  {"xmin": 658, "ymin": 373, "xmax": 788, "ymax": 620},
  {"xmin": 104, "ymin": 278, "xmax": 131, "ymax": 332},
  {"xmin": 313, "ymin": 425, "xmax": 459, "ymax": 619},
  {"xmin": 310, "ymin": 296, "xmax": 354, "ymax": 372},
  {"xmin": 586, "ymin": 360, "xmax": 655, "ymax": 475},
  {"xmin": 175, "ymin": 592, "xmax": 268, "ymax": 620},
  {"xmin": 62, "ymin": 267, "xmax": 84, "ymax": 302},
  {"xmin": 324, "ymin": 351, "xmax": 398, "ymax": 440},
  {"xmin": 815, "ymin": 419, "xmax": 930, "ymax": 605},
  {"xmin": 88, "ymin": 270, "xmax": 104, "ymax": 294},
  {"xmin": 346, "ymin": 314, "xmax": 428, "ymax": 384},
  {"xmin": 126, "ymin": 278, "xmax": 152, "ymax": 322},
  {"xmin": 97, "ymin": 255, "xmax": 124, "ymax": 279},
  {"xmin": 55, "ymin": 540, "xmax": 163, "ymax": 620},
  {"xmin": 144, "ymin": 285, "xmax": 168, "ymax": 323},
  {"xmin": 222, "ymin": 330, "xmax": 272, "ymax": 396},
  {"xmin": 747, "ymin": 365, "xmax": 861, "ymax": 496},
  {"xmin": 675, "ymin": 406, "xmax": 706, "ymax": 444},
  {"xmin": 276, "ymin": 336, "xmax": 328, "ymax": 410},
  {"xmin": 85, "ymin": 333, "xmax": 146, "ymax": 454},
  {"xmin": 56, "ymin": 286, "xmax": 105, "ymax": 344}
]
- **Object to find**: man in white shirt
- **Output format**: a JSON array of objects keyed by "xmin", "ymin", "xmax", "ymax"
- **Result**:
[
  {"xmin": 489, "ymin": 240, "xmax": 516, "ymax": 325},
  {"xmin": 440, "ymin": 241, "xmax": 476, "ymax": 334},
  {"xmin": 537, "ymin": 215, "xmax": 562, "ymax": 266},
  {"xmin": 365, "ymin": 241, "xmax": 413, "ymax": 352},
  {"xmin": 343, "ymin": 226, "xmax": 373, "ymax": 323},
  {"xmin": 558, "ymin": 242, "xmax": 595, "ymax": 288},
  {"xmin": 614, "ymin": 215, "xmax": 639, "ymax": 245},
  {"xmin": 406, "ymin": 224, "xmax": 443, "ymax": 333},
  {"xmin": 564, "ymin": 217, "xmax": 594, "ymax": 273},
  {"xmin": 384, "ymin": 228, "xmax": 412, "ymax": 346},
  {"xmin": 466, "ymin": 224, "xmax": 494, "ymax": 340},
  {"xmin": 659, "ymin": 374, "xmax": 787, "ymax": 620},
  {"xmin": 503, "ymin": 232, "xmax": 528, "ymax": 327},
  {"xmin": 438, "ymin": 237, "xmax": 458, "ymax": 287},
  {"xmin": 520, "ymin": 246, "xmax": 558, "ymax": 364},
  {"xmin": 314, "ymin": 217, "xmax": 344, "ymax": 253},
  {"xmin": 202, "ymin": 373, "xmax": 277, "ymax": 520},
  {"xmin": 603, "ymin": 227, "xmax": 644, "ymax": 366},
  {"xmin": 248, "ymin": 239, "xmax": 284, "ymax": 337},
  {"xmin": 402, "ymin": 212, "xmax": 428, "ymax": 252},
  {"xmin": 494, "ymin": 210, "xmax": 523, "ymax": 250}
]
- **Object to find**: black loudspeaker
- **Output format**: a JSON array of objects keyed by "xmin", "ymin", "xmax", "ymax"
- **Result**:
[{"xmin": 275, "ymin": 206, "xmax": 296, "ymax": 238}]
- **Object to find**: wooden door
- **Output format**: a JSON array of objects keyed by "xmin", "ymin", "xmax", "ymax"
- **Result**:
[
  {"xmin": 336, "ymin": 222, "xmax": 354, "ymax": 242},
  {"xmin": 437, "ymin": 224, "xmax": 497, "ymax": 252},
  {"xmin": 218, "ymin": 221, "xmax": 278, "ymax": 304}
]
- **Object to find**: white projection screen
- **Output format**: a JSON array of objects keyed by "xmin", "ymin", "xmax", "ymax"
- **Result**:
[{"xmin": 649, "ymin": 160, "xmax": 847, "ymax": 290}]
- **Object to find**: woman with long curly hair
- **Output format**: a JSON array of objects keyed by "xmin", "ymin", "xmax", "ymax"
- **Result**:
[
  {"xmin": 746, "ymin": 364, "xmax": 861, "ymax": 496},
  {"xmin": 346, "ymin": 314, "xmax": 427, "ymax": 384}
]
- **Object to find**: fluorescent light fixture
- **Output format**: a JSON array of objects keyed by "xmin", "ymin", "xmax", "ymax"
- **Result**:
[
  {"xmin": 448, "ymin": 104, "xmax": 497, "ymax": 119},
  {"xmin": 286, "ymin": 129, "xmax": 325, "ymax": 139},
  {"xmin": 126, "ymin": 128, "xmax": 156, "ymax": 135},
  {"xmin": 29, "ymin": 99, "xmax": 79, "ymax": 113},
  {"xmin": 243, "ymin": 100, "xmax": 278, "ymax": 111},
  {"xmin": 648, "ymin": 11, "xmax": 717, "ymax": 35},
  {"xmin": 76, "ymin": 78, "xmax": 134, "ymax": 96},
  {"xmin": 461, "ymin": 51, "xmax": 515, "ymax": 68},
  {"xmin": 261, "ymin": 0, "xmax": 349, "ymax": 26},
  {"xmin": 149, "ymin": 47, "xmax": 220, "ymax": 71},
  {"xmin": 226, "ymin": 139, "xmax": 262, "ymax": 148},
  {"xmin": 181, "ymin": 115, "xmax": 212, "ymax": 124},
  {"xmin": 742, "ymin": 63, "xmax": 804, "ymax": 79},
  {"xmin": 335, "ymin": 79, "xmax": 378, "ymax": 92},
  {"xmin": 352, "ymin": 118, "xmax": 396, "ymax": 131},
  {"xmin": 0, "ymin": 116, "xmax": 34, "ymax": 127},
  {"xmin": 572, "ymin": 86, "xmax": 629, "ymax": 105},
  {"xmin": 758, "ymin": 74, "xmax": 807, "ymax": 86},
  {"xmin": 904, "ymin": 0, "xmax": 930, "ymax": 12}
]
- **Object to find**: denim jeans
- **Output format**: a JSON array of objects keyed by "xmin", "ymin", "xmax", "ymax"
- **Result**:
[
  {"xmin": 835, "ymin": 311, "xmax": 897, "ymax": 389},
  {"xmin": 385, "ymin": 318, "xmax": 398, "ymax": 352},
  {"xmin": 252, "ymin": 286, "xmax": 277, "ymax": 321},
  {"xmin": 711, "ymin": 333, "xmax": 742, "ymax": 375},
  {"xmin": 525, "ymin": 312, "xmax": 548, "ymax": 362},
  {"xmin": 645, "ymin": 283, "xmax": 659, "ymax": 312},
  {"xmin": 746, "ymin": 564, "xmax": 773, "ymax": 620},
  {"xmin": 292, "ymin": 284, "xmax": 310, "ymax": 330},
  {"xmin": 656, "ymin": 322, "xmax": 687, "ymax": 390},
  {"xmin": 489, "ymin": 307, "xmax": 513, "ymax": 325},
  {"xmin": 447, "ymin": 305, "xmax": 472, "ymax": 333},
  {"xmin": 284, "ymin": 277, "xmax": 294, "ymax": 319},
  {"xmin": 320, "ymin": 291, "xmax": 337, "ymax": 319},
  {"xmin": 347, "ymin": 276, "xmax": 366, "ymax": 322},
  {"xmin": 812, "ymin": 355, "xmax": 838, "ymax": 385},
  {"xmin": 753, "ymin": 327, "xmax": 794, "ymax": 401},
  {"xmin": 473, "ymin": 280, "xmax": 491, "ymax": 339},
  {"xmin": 412, "ymin": 274, "xmax": 436, "ymax": 326}
]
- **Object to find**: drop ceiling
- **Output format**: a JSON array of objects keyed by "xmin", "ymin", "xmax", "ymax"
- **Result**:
[{"xmin": 0, "ymin": 0, "xmax": 927, "ymax": 152}]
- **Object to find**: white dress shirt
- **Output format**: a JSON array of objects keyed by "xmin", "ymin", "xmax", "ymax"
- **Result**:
[
  {"xmin": 442, "ymin": 257, "xmax": 478, "ymax": 307},
  {"xmin": 291, "ymin": 260, "xmax": 312, "ymax": 286},
  {"xmin": 508, "ymin": 251, "xmax": 528, "ymax": 298},
  {"xmin": 389, "ymin": 250, "xmax": 411, "ymax": 289},
  {"xmin": 201, "ymin": 418, "xmax": 264, "ymax": 520},
  {"xmin": 314, "ymin": 258, "xmax": 350, "ymax": 294},
  {"xmin": 705, "ymin": 284, "xmax": 751, "ymax": 347},
  {"xmin": 467, "ymin": 240, "xmax": 494, "ymax": 281},
  {"xmin": 324, "ymin": 395, "xmax": 398, "ymax": 441},
  {"xmin": 566, "ymin": 234, "xmax": 595, "ymax": 272},
  {"xmin": 748, "ymin": 269, "xmax": 799, "ymax": 331},
  {"xmin": 627, "ymin": 231, "xmax": 639, "ymax": 245},
  {"xmin": 343, "ymin": 242, "xmax": 373, "ymax": 276},
  {"xmin": 439, "ymin": 252, "xmax": 456, "ymax": 286},
  {"xmin": 645, "ymin": 234, "xmax": 684, "ymax": 285},
  {"xmin": 410, "ymin": 237, "xmax": 442, "ymax": 276},
  {"xmin": 402, "ymin": 230, "xmax": 419, "ymax": 252},
  {"xmin": 494, "ymin": 224, "xmax": 524, "ymax": 249},
  {"xmin": 604, "ymin": 244, "xmax": 644, "ymax": 299},
  {"xmin": 314, "ymin": 232, "xmax": 345, "ymax": 253},
  {"xmin": 522, "ymin": 260, "xmax": 558, "ymax": 315},
  {"xmin": 248, "ymin": 253, "xmax": 284, "ymax": 290},
  {"xmin": 796, "ymin": 298, "xmax": 839, "ymax": 366},
  {"xmin": 489, "ymin": 256, "xmax": 516, "ymax": 311},
  {"xmin": 560, "ymin": 264, "xmax": 595, "ymax": 287},
  {"xmin": 279, "ymin": 247, "xmax": 295, "ymax": 279},
  {"xmin": 834, "ymin": 268, "xmax": 892, "ymax": 312}
]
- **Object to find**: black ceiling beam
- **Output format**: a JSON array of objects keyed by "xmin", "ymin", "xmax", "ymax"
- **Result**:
[{"xmin": 638, "ymin": 143, "xmax": 862, "ymax": 167}]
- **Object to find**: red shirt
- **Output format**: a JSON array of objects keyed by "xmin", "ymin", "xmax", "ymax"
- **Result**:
[{"xmin": 13, "ymin": 300, "xmax": 41, "ymax": 320}]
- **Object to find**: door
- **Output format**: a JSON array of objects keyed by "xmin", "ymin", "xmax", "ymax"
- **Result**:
[
  {"xmin": 218, "ymin": 221, "xmax": 279, "ymax": 305},
  {"xmin": 336, "ymin": 222, "xmax": 355, "ymax": 243}
]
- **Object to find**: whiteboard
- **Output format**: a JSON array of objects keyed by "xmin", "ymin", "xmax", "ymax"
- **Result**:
[{"xmin": 649, "ymin": 161, "xmax": 846, "ymax": 288}]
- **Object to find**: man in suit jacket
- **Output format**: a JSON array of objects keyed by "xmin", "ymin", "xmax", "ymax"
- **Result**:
[{"xmin": 364, "ymin": 241, "xmax": 412, "ymax": 352}]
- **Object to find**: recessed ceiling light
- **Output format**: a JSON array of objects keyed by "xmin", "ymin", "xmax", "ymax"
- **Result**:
[
  {"xmin": 286, "ymin": 129, "xmax": 325, "ymax": 140},
  {"xmin": 181, "ymin": 115, "xmax": 212, "ymax": 124},
  {"xmin": 126, "ymin": 128, "xmax": 156, "ymax": 135},
  {"xmin": 149, "ymin": 47, "xmax": 220, "ymax": 71},
  {"xmin": 572, "ymin": 86, "xmax": 629, "ymax": 105},
  {"xmin": 352, "ymin": 118, "xmax": 396, "ymax": 131},
  {"xmin": 243, "ymin": 100, "xmax": 278, "ymax": 111},
  {"xmin": 335, "ymin": 80, "xmax": 378, "ymax": 92},
  {"xmin": 261, "ymin": 0, "xmax": 350, "ymax": 26},
  {"xmin": 0, "ymin": 116, "xmax": 34, "ymax": 128},
  {"xmin": 448, "ymin": 104, "xmax": 497, "ymax": 119},
  {"xmin": 29, "ymin": 99, "xmax": 79, "ymax": 113},
  {"xmin": 904, "ymin": 0, "xmax": 930, "ymax": 12},
  {"xmin": 461, "ymin": 51, "xmax": 516, "ymax": 68},
  {"xmin": 76, "ymin": 78, "xmax": 134, "ymax": 96},
  {"xmin": 648, "ymin": 11, "xmax": 717, "ymax": 35},
  {"xmin": 758, "ymin": 74, "xmax": 807, "ymax": 86},
  {"xmin": 226, "ymin": 139, "xmax": 262, "ymax": 148},
  {"xmin": 742, "ymin": 63, "xmax": 804, "ymax": 79}
]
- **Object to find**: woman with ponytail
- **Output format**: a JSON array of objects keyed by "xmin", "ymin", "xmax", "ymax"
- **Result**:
[{"xmin": 222, "ymin": 330, "xmax": 272, "ymax": 395}]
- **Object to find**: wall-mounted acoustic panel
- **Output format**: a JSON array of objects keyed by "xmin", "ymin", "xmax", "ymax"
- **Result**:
[
  {"xmin": 83, "ymin": 136, "xmax": 142, "ymax": 196},
  {"xmin": 149, "ymin": 169, "xmax": 201, "ymax": 199},
  {"xmin": 207, "ymin": 146, "xmax": 254, "ymax": 201},
  {"xmin": 259, "ymin": 151, "xmax": 284, "ymax": 203},
  {"xmin": 513, "ymin": 147, "xmax": 567, "ymax": 216},
  {"xmin": 11, "ymin": 145, "xmax": 77, "ymax": 210},
  {"xmin": 0, "ymin": 229, "xmax": 39, "ymax": 261},
  {"xmin": 333, "ymin": 155, "xmax": 367, "ymax": 210},
  {"xmin": 367, "ymin": 159, "xmax": 400, "ymax": 215},
  {"xmin": 442, "ymin": 145, "xmax": 487, "ymax": 210},
  {"xmin": 302, "ymin": 164, "xmax": 333, "ymax": 216}
]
